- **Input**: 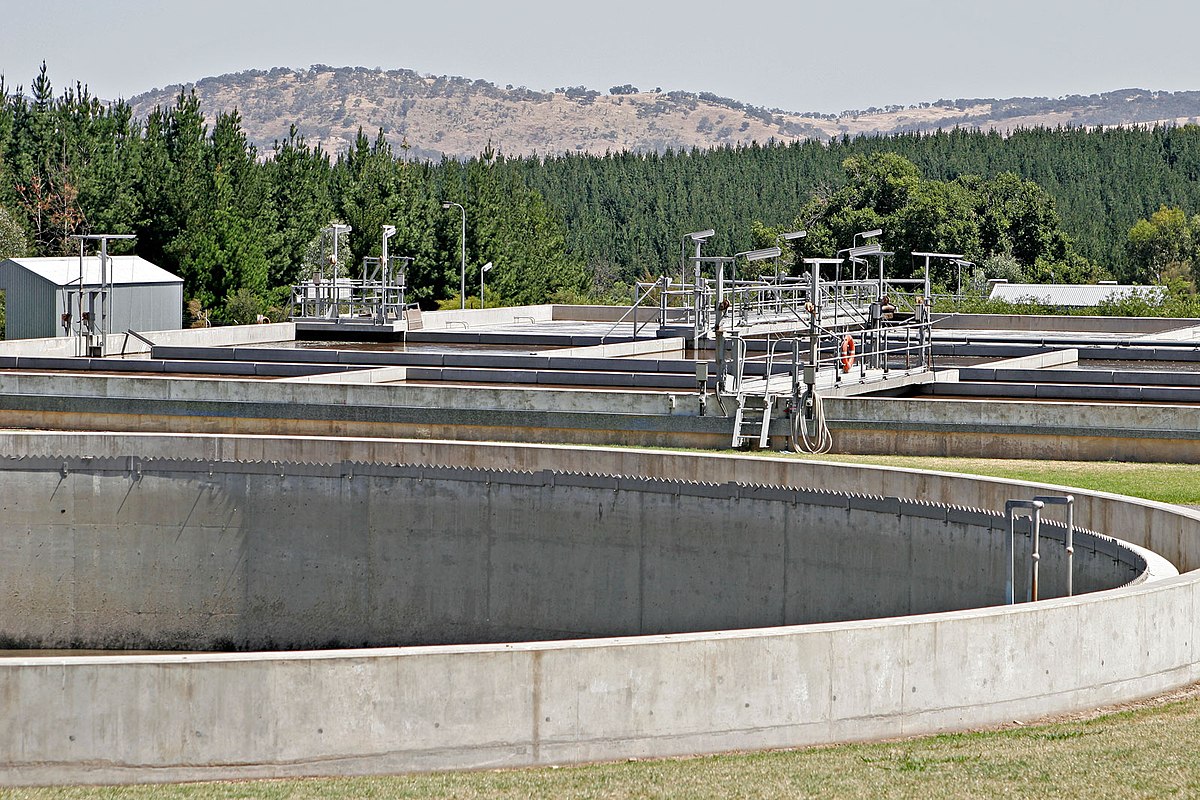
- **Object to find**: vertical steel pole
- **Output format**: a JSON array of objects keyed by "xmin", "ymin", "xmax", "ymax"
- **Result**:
[
  {"xmin": 99, "ymin": 237, "xmax": 108, "ymax": 354},
  {"xmin": 1067, "ymin": 501, "xmax": 1075, "ymax": 597},
  {"xmin": 459, "ymin": 209, "xmax": 466, "ymax": 310},
  {"xmin": 1006, "ymin": 509, "xmax": 1015, "ymax": 605},
  {"xmin": 1029, "ymin": 506, "xmax": 1042, "ymax": 602}
]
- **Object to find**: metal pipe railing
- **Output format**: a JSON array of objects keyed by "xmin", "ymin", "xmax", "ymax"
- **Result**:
[
  {"xmin": 1033, "ymin": 495, "xmax": 1076, "ymax": 597},
  {"xmin": 1005, "ymin": 500, "xmax": 1044, "ymax": 604}
]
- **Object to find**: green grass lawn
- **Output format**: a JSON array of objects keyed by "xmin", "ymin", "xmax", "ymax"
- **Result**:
[
  {"xmin": 788, "ymin": 454, "xmax": 1200, "ymax": 506},
  {"xmin": 8, "ymin": 455, "xmax": 1198, "ymax": 799}
]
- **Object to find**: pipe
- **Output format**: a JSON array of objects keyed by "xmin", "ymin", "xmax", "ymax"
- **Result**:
[
  {"xmin": 1033, "ymin": 495, "xmax": 1076, "ymax": 597},
  {"xmin": 1005, "ymin": 499, "xmax": 1044, "ymax": 605}
]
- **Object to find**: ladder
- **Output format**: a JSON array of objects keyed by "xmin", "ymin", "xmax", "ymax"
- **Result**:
[{"xmin": 732, "ymin": 393, "xmax": 775, "ymax": 449}]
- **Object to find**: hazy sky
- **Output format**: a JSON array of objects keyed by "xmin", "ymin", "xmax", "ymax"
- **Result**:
[{"xmin": 6, "ymin": 0, "xmax": 1200, "ymax": 114}]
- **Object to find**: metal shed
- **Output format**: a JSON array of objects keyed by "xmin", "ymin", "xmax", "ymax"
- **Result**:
[
  {"xmin": 0, "ymin": 255, "xmax": 183, "ymax": 340},
  {"xmin": 987, "ymin": 281, "xmax": 1166, "ymax": 307}
]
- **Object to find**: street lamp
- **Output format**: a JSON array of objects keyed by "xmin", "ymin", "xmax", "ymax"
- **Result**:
[
  {"xmin": 681, "ymin": 228, "xmax": 715, "ymax": 284},
  {"xmin": 380, "ymin": 225, "xmax": 396, "ymax": 283},
  {"xmin": 839, "ymin": 229, "xmax": 883, "ymax": 262},
  {"xmin": 442, "ymin": 202, "xmax": 466, "ymax": 309},
  {"xmin": 953, "ymin": 259, "xmax": 975, "ymax": 297},
  {"xmin": 735, "ymin": 247, "xmax": 782, "ymax": 262},
  {"xmin": 854, "ymin": 228, "xmax": 882, "ymax": 247},
  {"xmin": 775, "ymin": 230, "xmax": 806, "ymax": 282},
  {"xmin": 912, "ymin": 252, "xmax": 965, "ymax": 300},
  {"xmin": 480, "ymin": 261, "xmax": 493, "ymax": 309},
  {"xmin": 732, "ymin": 246, "xmax": 781, "ymax": 287},
  {"xmin": 327, "ymin": 224, "xmax": 352, "ymax": 277}
]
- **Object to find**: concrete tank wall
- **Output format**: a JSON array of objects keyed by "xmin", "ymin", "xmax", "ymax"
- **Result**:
[
  {"xmin": 0, "ymin": 458, "xmax": 1143, "ymax": 651},
  {"xmin": 0, "ymin": 432, "xmax": 1194, "ymax": 786}
]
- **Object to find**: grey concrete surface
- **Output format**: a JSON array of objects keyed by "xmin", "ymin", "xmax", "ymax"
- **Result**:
[
  {"xmin": 826, "ymin": 396, "xmax": 1200, "ymax": 462},
  {"xmin": 3, "ymin": 309, "xmax": 1200, "ymax": 459},
  {"xmin": 934, "ymin": 313, "xmax": 1200, "ymax": 334},
  {"xmin": 0, "ymin": 323, "xmax": 294, "ymax": 357},
  {"xmin": 0, "ymin": 433, "xmax": 1194, "ymax": 786},
  {"xmin": 0, "ymin": 458, "xmax": 1146, "ymax": 652},
  {"xmin": 2, "ymin": 364, "xmax": 1200, "ymax": 459}
]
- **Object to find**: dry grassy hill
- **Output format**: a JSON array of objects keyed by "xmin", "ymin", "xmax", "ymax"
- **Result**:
[{"xmin": 126, "ymin": 66, "xmax": 1200, "ymax": 159}]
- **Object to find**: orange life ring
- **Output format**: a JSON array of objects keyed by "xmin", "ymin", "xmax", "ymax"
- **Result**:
[{"xmin": 840, "ymin": 335, "xmax": 856, "ymax": 373}]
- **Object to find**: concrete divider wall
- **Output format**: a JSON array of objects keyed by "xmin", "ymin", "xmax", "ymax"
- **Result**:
[
  {"xmin": 826, "ymin": 396, "xmax": 1200, "ymax": 463},
  {"xmin": 933, "ymin": 313, "xmax": 1200, "ymax": 334},
  {"xmin": 0, "ymin": 458, "xmax": 1145, "ymax": 651},
  {"xmin": 0, "ymin": 371, "xmax": 683, "ymax": 415},
  {"xmin": 0, "ymin": 323, "xmax": 295, "ymax": 357},
  {"xmin": 417, "ymin": 304, "xmax": 555, "ymax": 330},
  {"xmin": 1, "ymin": 433, "xmax": 1197, "ymax": 785},
  {"xmin": 7, "ymin": 363, "xmax": 1200, "ymax": 460}
]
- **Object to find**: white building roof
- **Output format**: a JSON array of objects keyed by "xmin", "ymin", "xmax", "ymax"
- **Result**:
[
  {"xmin": 987, "ymin": 282, "xmax": 1166, "ymax": 307},
  {"xmin": 1, "ymin": 256, "xmax": 182, "ymax": 287}
]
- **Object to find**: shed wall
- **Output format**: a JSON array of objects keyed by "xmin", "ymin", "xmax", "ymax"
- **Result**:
[
  {"xmin": 44, "ymin": 283, "xmax": 183, "ymax": 340},
  {"xmin": 0, "ymin": 263, "xmax": 57, "ymax": 340},
  {"xmin": 105, "ymin": 283, "xmax": 183, "ymax": 334}
]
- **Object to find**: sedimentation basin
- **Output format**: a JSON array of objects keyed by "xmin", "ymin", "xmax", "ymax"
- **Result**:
[{"xmin": 0, "ymin": 431, "xmax": 1191, "ymax": 785}]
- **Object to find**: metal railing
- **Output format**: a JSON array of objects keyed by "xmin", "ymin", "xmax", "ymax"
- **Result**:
[
  {"xmin": 731, "ymin": 317, "xmax": 934, "ymax": 393},
  {"xmin": 290, "ymin": 279, "xmax": 408, "ymax": 323}
]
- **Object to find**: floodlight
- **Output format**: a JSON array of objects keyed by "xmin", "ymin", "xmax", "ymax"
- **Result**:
[
  {"xmin": 847, "ymin": 243, "xmax": 882, "ymax": 258},
  {"xmin": 686, "ymin": 229, "xmax": 716, "ymax": 242},
  {"xmin": 736, "ymin": 246, "xmax": 782, "ymax": 262},
  {"xmin": 911, "ymin": 252, "xmax": 963, "ymax": 260},
  {"xmin": 778, "ymin": 230, "xmax": 807, "ymax": 241},
  {"xmin": 856, "ymin": 228, "xmax": 883, "ymax": 240}
]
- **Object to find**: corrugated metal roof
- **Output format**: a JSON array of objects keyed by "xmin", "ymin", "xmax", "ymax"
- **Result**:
[
  {"xmin": 1, "ymin": 256, "xmax": 182, "ymax": 287},
  {"xmin": 987, "ymin": 283, "xmax": 1166, "ymax": 306}
]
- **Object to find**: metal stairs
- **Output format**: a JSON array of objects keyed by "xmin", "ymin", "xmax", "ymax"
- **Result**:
[{"xmin": 732, "ymin": 393, "xmax": 775, "ymax": 449}]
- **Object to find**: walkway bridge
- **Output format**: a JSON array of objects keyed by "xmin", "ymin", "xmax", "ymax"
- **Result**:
[{"xmin": 608, "ymin": 254, "xmax": 941, "ymax": 451}]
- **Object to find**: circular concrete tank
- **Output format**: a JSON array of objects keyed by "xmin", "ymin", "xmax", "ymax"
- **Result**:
[
  {"xmin": 0, "ymin": 455, "xmax": 1148, "ymax": 651},
  {"xmin": 0, "ymin": 433, "xmax": 1191, "ymax": 786}
]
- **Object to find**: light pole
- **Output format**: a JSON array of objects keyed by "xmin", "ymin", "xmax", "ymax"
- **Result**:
[
  {"xmin": 442, "ymin": 202, "xmax": 466, "ymax": 309},
  {"xmin": 911, "ymin": 252, "xmax": 964, "ymax": 300},
  {"xmin": 775, "ymin": 230, "xmax": 806, "ymax": 283},
  {"xmin": 681, "ymin": 229, "xmax": 715, "ymax": 342},
  {"xmin": 953, "ymin": 259, "xmax": 975, "ymax": 298},
  {"xmin": 380, "ymin": 225, "xmax": 396, "ymax": 282},
  {"xmin": 854, "ymin": 228, "xmax": 882, "ymax": 248},
  {"xmin": 480, "ymin": 261, "xmax": 493, "ymax": 308},
  {"xmin": 837, "ymin": 229, "xmax": 883, "ymax": 293},
  {"xmin": 681, "ymin": 228, "xmax": 715, "ymax": 285},
  {"xmin": 733, "ymin": 246, "xmax": 782, "ymax": 284},
  {"xmin": 327, "ymin": 224, "xmax": 352, "ymax": 278}
]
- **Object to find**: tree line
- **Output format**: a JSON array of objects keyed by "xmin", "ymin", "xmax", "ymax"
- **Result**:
[
  {"xmin": 1, "ymin": 64, "xmax": 1199, "ymax": 323},
  {"xmin": 0, "ymin": 65, "xmax": 584, "ymax": 322}
]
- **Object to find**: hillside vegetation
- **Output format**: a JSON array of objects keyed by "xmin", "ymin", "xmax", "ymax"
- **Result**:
[
  {"xmin": 125, "ymin": 65, "xmax": 1200, "ymax": 159},
  {"xmin": 3, "ymin": 65, "xmax": 1200, "ymax": 321}
]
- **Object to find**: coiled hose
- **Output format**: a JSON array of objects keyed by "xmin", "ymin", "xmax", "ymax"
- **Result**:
[{"xmin": 790, "ymin": 390, "xmax": 833, "ymax": 454}]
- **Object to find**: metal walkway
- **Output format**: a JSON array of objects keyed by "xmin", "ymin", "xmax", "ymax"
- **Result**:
[{"xmin": 605, "ymin": 254, "xmax": 940, "ymax": 450}]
